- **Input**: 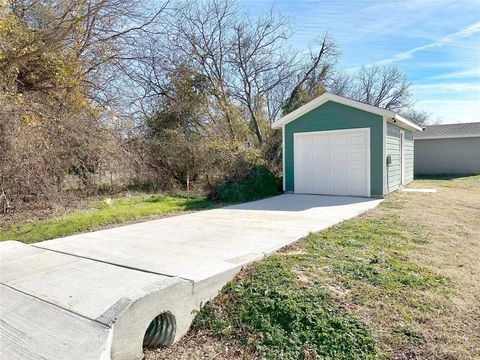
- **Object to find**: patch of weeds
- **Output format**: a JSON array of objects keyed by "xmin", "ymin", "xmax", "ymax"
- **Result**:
[
  {"xmin": 381, "ymin": 200, "xmax": 404, "ymax": 209},
  {"xmin": 193, "ymin": 255, "xmax": 379, "ymax": 359},
  {"xmin": 393, "ymin": 327, "xmax": 425, "ymax": 346}
]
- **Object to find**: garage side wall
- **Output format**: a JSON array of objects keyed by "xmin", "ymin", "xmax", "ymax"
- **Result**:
[
  {"xmin": 284, "ymin": 101, "xmax": 383, "ymax": 196},
  {"xmin": 404, "ymin": 131, "xmax": 414, "ymax": 183},
  {"xmin": 386, "ymin": 123, "xmax": 414, "ymax": 193},
  {"xmin": 386, "ymin": 123, "xmax": 401, "ymax": 192},
  {"xmin": 414, "ymin": 137, "xmax": 480, "ymax": 174}
]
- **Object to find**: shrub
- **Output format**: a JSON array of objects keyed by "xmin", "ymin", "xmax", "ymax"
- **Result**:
[{"xmin": 213, "ymin": 166, "xmax": 281, "ymax": 203}]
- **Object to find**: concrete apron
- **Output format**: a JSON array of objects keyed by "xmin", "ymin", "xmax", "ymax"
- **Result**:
[{"xmin": 0, "ymin": 194, "xmax": 382, "ymax": 360}]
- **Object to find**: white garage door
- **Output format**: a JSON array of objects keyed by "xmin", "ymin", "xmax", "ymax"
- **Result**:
[{"xmin": 294, "ymin": 128, "xmax": 370, "ymax": 196}]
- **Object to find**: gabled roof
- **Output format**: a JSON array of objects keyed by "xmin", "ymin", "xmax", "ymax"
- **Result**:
[
  {"xmin": 415, "ymin": 122, "xmax": 480, "ymax": 139},
  {"xmin": 271, "ymin": 92, "xmax": 423, "ymax": 131}
]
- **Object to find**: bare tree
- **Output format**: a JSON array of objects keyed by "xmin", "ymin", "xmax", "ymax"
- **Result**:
[
  {"xmin": 327, "ymin": 64, "xmax": 431, "ymax": 125},
  {"xmin": 0, "ymin": 0, "xmax": 170, "ymax": 211},
  {"xmin": 351, "ymin": 64, "xmax": 412, "ymax": 111},
  {"xmin": 326, "ymin": 70, "xmax": 354, "ymax": 97},
  {"xmin": 168, "ymin": 0, "xmax": 239, "ymax": 140},
  {"xmin": 399, "ymin": 108, "xmax": 434, "ymax": 127},
  {"xmin": 229, "ymin": 11, "xmax": 296, "ymax": 144},
  {"xmin": 282, "ymin": 34, "xmax": 339, "ymax": 114},
  {"xmin": 134, "ymin": 0, "xmax": 308, "ymax": 145},
  {"xmin": 2, "ymin": 0, "xmax": 168, "ymax": 108}
]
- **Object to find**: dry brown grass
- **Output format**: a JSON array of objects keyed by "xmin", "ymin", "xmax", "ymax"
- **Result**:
[
  {"xmin": 367, "ymin": 176, "xmax": 480, "ymax": 359},
  {"xmin": 145, "ymin": 175, "xmax": 480, "ymax": 360},
  {"xmin": 145, "ymin": 330, "xmax": 257, "ymax": 360}
]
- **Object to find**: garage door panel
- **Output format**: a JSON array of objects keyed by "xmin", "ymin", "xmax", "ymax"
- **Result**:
[
  {"xmin": 333, "ymin": 166, "xmax": 348, "ymax": 177},
  {"xmin": 351, "ymin": 135, "xmax": 366, "ymax": 145},
  {"xmin": 316, "ymin": 181, "xmax": 331, "ymax": 193},
  {"xmin": 302, "ymin": 138, "xmax": 314, "ymax": 148},
  {"xmin": 301, "ymin": 181, "xmax": 316, "ymax": 193},
  {"xmin": 351, "ymin": 151, "xmax": 365, "ymax": 161},
  {"xmin": 333, "ymin": 151, "xmax": 348, "ymax": 161},
  {"xmin": 351, "ymin": 167, "xmax": 365, "ymax": 178},
  {"xmin": 314, "ymin": 137, "xmax": 329, "ymax": 147},
  {"xmin": 333, "ymin": 135, "xmax": 348, "ymax": 146},
  {"xmin": 315, "ymin": 152, "xmax": 330, "ymax": 161},
  {"xmin": 294, "ymin": 129, "xmax": 369, "ymax": 197},
  {"xmin": 350, "ymin": 182, "xmax": 365, "ymax": 194},
  {"xmin": 331, "ymin": 182, "xmax": 348, "ymax": 194}
]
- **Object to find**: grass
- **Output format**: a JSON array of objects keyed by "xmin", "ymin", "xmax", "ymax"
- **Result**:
[
  {"xmin": 148, "ymin": 175, "xmax": 480, "ymax": 360},
  {"xmin": 0, "ymin": 194, "xmax": 213, "ymax": 243},
  {"xmin": 413, "ymin": 173, "xmax": 478, "ymax": 180},
  {"xmin": 183, "ymin": 218, "xmax": 447, "ymax": 360},
  {"xmin": 1, "ymin": 165, "xmax": 282, "ymax": 244},
  {"xmin": 192, "ymin": 255, "xmax": 378, "ymax": 359}
]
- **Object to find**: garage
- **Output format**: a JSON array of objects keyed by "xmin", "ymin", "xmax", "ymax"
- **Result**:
[
  {"xmin": 294, "ymin": 129, "xmax": 370, "ymax": 196},
  {"xmin": 272, "ymin": 92, "xmax": 422, "ymax": 197}
]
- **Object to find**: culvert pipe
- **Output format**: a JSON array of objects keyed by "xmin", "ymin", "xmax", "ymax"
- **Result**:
[
  {"xmin": 106, "ymin": 278, "xmax": 197, "ymax": 360},
  {"xmin": 143, "ymin": 312, "xmax": 176, "ymax": 348},
  {"xmin": 0, "ymin": 241, "xmax": 207, "ymax": 360}
]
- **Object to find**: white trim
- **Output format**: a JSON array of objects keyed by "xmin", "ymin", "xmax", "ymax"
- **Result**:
[
  {"xmin": 400, "ymin": 129, "xmax": 405, "ymax": 186},
  {"xmin": 382, "ymin": 117, "xmax": 387, "ymax": 196},
  {"xmin": 414, "ymin": 134, "xmax": 480, "ymax": 140},
  {"xmin": 391, "ymin": 114, "xmax": 423, "ymax": 132},
  {"xmin": 282, "ymin": 124, "xmax": 286, "ymax": 192},
  {"xmin": 292, "ymin": 128, "xmax": 369, "ymax": 137},
  {"xmin": 293, "ymin": 128, "xmax": 371, "ymax": 197},
  {"xmin": 367, "ymin": 129, "xmax": 371, "ymax": 198},
  {"xmin": 272, "ymin": 92, "xmax": 423, "ymax": 132}
]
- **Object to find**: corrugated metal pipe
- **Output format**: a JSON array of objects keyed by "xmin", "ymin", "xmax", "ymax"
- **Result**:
[{"xmin": 143, "ymin": 312, "xmax": 176, "ymax": 348}]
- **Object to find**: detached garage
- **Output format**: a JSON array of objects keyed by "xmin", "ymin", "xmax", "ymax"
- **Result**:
[{"xmin": 272, "ymin": 93, "xmax": 422, "ymax": 197}]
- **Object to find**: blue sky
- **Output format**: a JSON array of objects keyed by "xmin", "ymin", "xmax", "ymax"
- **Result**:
[{"xmin": 241, "ymin": 0, "xmax": 480, "ymax": 124}]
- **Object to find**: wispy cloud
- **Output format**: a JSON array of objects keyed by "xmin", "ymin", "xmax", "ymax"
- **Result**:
[
  {"xmin": 415, "ymin": 99, "xmax": 480, "ymax": 123},
  {"xmin": 377, "ymin": 21, "xmax": 480, "ymax": 64},
  {"xmin": 412, "ymin": 82, "xmax": 480, "ymax": 92},
  {"xmin": 428, "ymin": 69, "xmax": 480, "ymax": 80},
  {"xmin": 241, "ymin": 0, "xmax": 480, "ymax": 123}
]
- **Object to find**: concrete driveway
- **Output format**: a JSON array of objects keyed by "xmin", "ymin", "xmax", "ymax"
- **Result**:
[{"xmin": 0, "ymin": 194, "xmax": 381, "ymax": 360}]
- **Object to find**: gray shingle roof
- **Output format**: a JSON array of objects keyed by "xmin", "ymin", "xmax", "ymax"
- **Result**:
[{"xmin": 415, "ymin": 122, "xmax": 480, "ymax": 138}]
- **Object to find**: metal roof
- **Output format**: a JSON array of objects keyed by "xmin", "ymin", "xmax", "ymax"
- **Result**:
[{"xmin": 415, "ymin": 122, "xmax": 480, "ymax": 139}]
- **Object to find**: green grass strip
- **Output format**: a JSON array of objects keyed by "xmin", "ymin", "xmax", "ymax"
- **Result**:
[{"xmin": 0, "ymin": 194, "xmax": 213, "ymax": 243}]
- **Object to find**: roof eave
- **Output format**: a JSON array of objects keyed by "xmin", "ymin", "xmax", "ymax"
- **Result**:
[
  {"xmin": 271, "ymin": 92, "xmax": 422, "ymax": 131},
  {"xmin": 415, "ymin": 134, "xmax": 480, "ymax": 140},
  {"xmin": 393, "ymin": 114, "xmax": 423, "ymax": 132},
  {"xmin": 271, "ymin": 93, "xmax": 330, "ymax": 129}
]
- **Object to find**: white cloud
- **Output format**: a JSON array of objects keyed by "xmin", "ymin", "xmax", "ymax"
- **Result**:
[
  {"xmin": 415, "ymin": 99, "xmax": 480, "ymax": 123},
  {"xmin": 377, "ymin": 21, "xmax": 480, "ymax": 64},
  {"xmin": 428, "ymin": 69, "xmax": 480, "ymax": 80},
  {"xmin": 412, "ymin": 82, "xmax": 480, "ymax": 92}
]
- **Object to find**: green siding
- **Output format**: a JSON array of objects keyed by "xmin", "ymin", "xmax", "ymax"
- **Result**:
[
  {"xmin": 284, "ymin": 101, "xmax": 383, "ymax": 196},
  {"xmin": 386, "ymin": 123, "xmax": 414, "ymax": 193}
]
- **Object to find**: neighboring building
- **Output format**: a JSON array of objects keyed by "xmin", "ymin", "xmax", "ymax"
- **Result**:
[
  {"xmin": 272, "ymin": 93, "xmax": 422, "ymax": 197},
  {"xmin": 414, "ymin": 122, "xmax": 480, "ymax": 175}
]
